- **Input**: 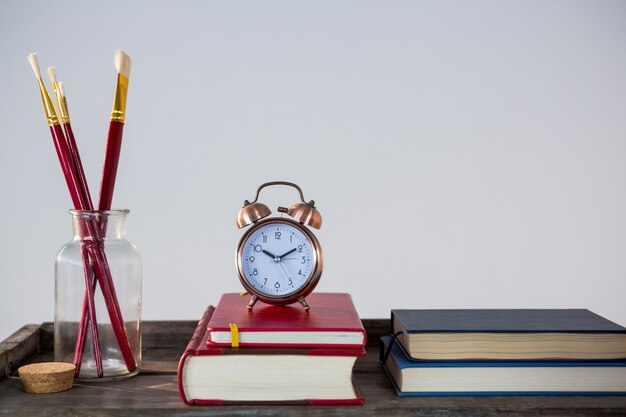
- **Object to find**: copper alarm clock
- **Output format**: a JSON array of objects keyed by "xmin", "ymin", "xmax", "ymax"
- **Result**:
[{"xmin": 236, "ymin": 181, "xmax": 323, "ymax": 311}]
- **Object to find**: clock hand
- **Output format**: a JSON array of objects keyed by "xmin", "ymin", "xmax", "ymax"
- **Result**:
[
  {"xmin": 278, "ymin": 248, "xmax": 297, "ymax": 259},
  {"xmin": 262, "ymin": 249, "xmax": 278, "ymax": 261},
  {"xmin": 278, "ymin": 262, "xmax": 291, "ymax": 280}
]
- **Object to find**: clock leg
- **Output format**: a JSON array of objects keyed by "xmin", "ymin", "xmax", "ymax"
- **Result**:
[
  {"xmin": 298, "ymin": 296, "xmax": 310, "ymax": 311},
  {"xmin": 247, "ymin": 295, "xmax": 259, "ymax": 310}
]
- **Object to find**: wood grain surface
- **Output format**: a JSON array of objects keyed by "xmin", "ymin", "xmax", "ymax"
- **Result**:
[{"xmin": 1, "ymin": 319, "xmax": 626, "ymax": 416}]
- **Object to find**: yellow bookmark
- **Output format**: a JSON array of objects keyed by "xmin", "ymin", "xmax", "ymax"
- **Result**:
[{"xmin": 229, "ymin": 323, "xmax": 239, "ymax": 348}]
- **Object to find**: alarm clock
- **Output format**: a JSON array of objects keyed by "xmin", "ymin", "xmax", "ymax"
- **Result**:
[{"xmin": 236, "ymin": 181, "xmax": 323, "ymax": 311}]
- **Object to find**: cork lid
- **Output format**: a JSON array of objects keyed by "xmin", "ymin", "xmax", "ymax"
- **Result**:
[{"xmin": 18, "ymin": 362, "xmax": 75, "ymax": 394}]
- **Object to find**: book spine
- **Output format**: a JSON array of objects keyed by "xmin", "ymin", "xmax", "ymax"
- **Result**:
[
  {"xmin": 188, "ymin": 306, "xmax": 215, "ymax": 351},
  {"xmin": 390, "ymin": 310, "xmax": 401, "ymax": 334},
  {"xmin": 177, "ymin": 305, "xmax": 215, "ymax": 405}
]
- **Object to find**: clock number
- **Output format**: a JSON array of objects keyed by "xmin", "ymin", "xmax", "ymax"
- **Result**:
[
  {"xmin": 263, "ymin": 235, "xmax": 267, "ymax": 243},
  {"xmin": 275, "ymin": 231, "xmax": 281, "ymax": 240},
  {"xmin": 248, "ymin": 256, "xmax": 255, "ymax": 263},
  {"xmin": 288, "ymin": 278, "xmax": 293, "ymax": 286},
  {"xmin": 301, "ymin": 256, "xmax": 307, "ymax": 264},
  {"xmin": 274, "ymin": 281, "xmax": 280, "ymax": 289},
  {"xmin": 252, "ymin": 268, "xmax": 258, "ymax": 276},
  {"xmin": 298, "ymin": 245, "xmax": 303, "ymax": 253},
  {"xmin": 290, "ymin": 235, "xmax": 293, "ymax": 243},
  {"xmin": 254, "ymin": 245, "xmax": 262, "ymax": 253},
  {"xmin": 263, "ymin": 278, "xmax": 267, "ymax": 286},
  {"xmin": 298, "ymin": 269, "xmax": 302, "ymax": 276}
]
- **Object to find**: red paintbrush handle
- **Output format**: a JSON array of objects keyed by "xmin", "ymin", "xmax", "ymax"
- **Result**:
[
  {"xmin": 63, "ymin": 123, "xmax": 103, "ymax": 376},
  {"xmin": 74, "ymin": 229, "xmax": 136, "ymax": 373},
  {"xmin": 73, "ymin": 250, "xmax": 103, "ymax": 377},
  {"xmin": 64, "ymin": 123, "xmax": 94, "ymax": 210},
  {"xmin": 96, "ymin": 122, "xmax": 138, "ymax": 370},
  {"xmin": 50, "ymin": 123, "xmax": 136, "ymax": 372},
  {"xmin": 49, "ymin": 124, "xmax": 83, "ymax": 209},
  {"xmin": 85, "ymin": 244, "xmax": 137, "ymax": 371},
  {"xmin": 64, "ymin": 122, "xmax": 103, "ymax": 375},
  {"xmin": 51, "ymin": 124, "xmax": 102, "ymax": 375},
  {"xmin": 99, "ymin": 121, "xmax": 124, "ymax": 210}
]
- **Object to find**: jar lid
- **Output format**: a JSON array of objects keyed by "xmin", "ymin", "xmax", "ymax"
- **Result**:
[{"xmin": 18, "ymin": 362, "xmax": 75, "ymax": 393}]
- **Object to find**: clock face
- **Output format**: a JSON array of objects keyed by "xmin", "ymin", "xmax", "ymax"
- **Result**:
[{"xmin": 237, "ymin": 219, "xmax": 320, "ymax": 299}]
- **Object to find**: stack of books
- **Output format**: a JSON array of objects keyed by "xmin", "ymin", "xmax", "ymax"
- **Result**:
[
  {"xmin": 178, "ymin": 293, "xmax": 366, "ymax": 405},
  {"xmin": 382, "ymin": 309, "xmax": 626, "ymax": 396}
]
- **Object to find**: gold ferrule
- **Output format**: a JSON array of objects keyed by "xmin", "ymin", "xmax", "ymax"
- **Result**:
[
  {"xmin": 110, "ymin": 73, "xmax": 129, "ymax": 123},
  {"xmin": 37, "ymin": 78, "xmax": 60, "ymax": 126},
  {"xmin": 51, "ymin": 82, "xmax": 70, "ymax": 124},
  {"xmin": 60, "ymin": 95, "xmax": 70, "ymax": 123}
]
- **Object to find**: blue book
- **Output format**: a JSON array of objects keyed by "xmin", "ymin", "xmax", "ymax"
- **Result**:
[
  {"xmin": 381, "ymin": 336, "xmax": 626, "ymax": 396},
  {"xmin": 391, "ymin": 309, "xmax": 626, "ymax": 361}
]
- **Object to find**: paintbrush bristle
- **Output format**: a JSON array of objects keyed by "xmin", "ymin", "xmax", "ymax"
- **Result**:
[
  {"xmin": 27, "ymin": 53, "xmax": 42, "ymax": 79},
  {"xmin": 114, "ymin": 50, "xmax": 131, "ymax": 78},
  {"xmin": 47, "ymin": 66, "xmax": 58, "ymax": 85},
  {"xmin": 58, "ymin": 81, "xmax": 66, "ymax": 98}
]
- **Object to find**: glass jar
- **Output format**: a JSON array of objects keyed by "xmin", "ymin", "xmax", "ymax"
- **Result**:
[{"xmin": 55, "ymin": 209, "xmax": 142, "ymax": 380}]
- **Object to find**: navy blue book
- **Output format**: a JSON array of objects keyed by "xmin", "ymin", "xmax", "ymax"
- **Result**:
[
  {"xmin": 381, "ymin": 336, "xmax": 626, "ymax": 396},
  {"xmin": 391, "ymin": 309, "xmax": 626, "ymax": 361}
]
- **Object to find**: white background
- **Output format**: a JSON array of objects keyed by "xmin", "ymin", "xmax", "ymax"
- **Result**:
[{"xmin": 1, "ymin": 0, "xmax": 625, "ymax": 341}]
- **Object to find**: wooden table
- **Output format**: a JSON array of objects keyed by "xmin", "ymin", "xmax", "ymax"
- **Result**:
[{"xmin": 2, "ymin": 319, "xmax": 626, "ymax": 416}]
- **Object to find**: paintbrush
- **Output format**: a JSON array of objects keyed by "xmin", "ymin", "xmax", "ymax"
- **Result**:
[
  {"xmin": 99, "ymin": 50, "xmax": 131, "ymax": 211},
  {"xmin": 47, "ymin": 67, "xmax": 103, "ymax": 377},
  {"xmin": 28, "ymin": 53, "xmax": 137, "ymax": 375},
  {"xmin": 27, "ymin": 54, "xmax": 83, "ymax": 211}
]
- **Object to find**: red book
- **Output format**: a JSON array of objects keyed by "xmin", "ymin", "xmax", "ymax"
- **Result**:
[
  {"xmin": 206, "ymin": 292, "xmax": 366, "ymax": 348},
  {"xmin": 178, "ymin": 304, "xmax": 365, "ymax": 405}
]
